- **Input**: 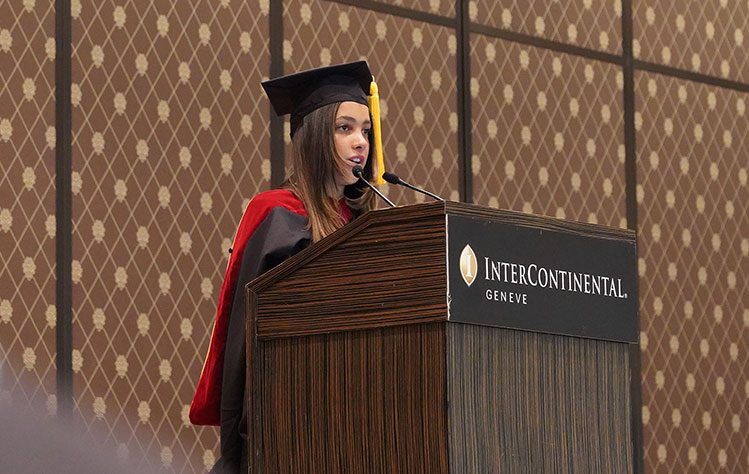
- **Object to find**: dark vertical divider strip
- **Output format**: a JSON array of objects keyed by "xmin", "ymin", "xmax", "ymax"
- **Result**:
[
  {"xmin": 269, "ymin": 0, "xmax": 285, "ymax": 189},
  {"xmin": 456, "ymin": 0, "xmax": 472, "ymax": 203},
  {"xmin": 622, "ymin": 0, "xmax": 638, "ymax": 231},
  {"xmin": 55, "ymin": 0, "xmax": 73, "ymax": 420},
  {"xmin": 620, "ymin": 0, "xmax": 644, "ymax": 472}
]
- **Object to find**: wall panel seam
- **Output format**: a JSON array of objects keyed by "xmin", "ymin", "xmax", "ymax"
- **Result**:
[
  {"xmin": 470, "ymin": 23, "xmax": 624, "ymax": 66},
  {"xmin": 467, "ymin": 25, "xmax": 749, "ymax": 93},
  {"xmin": 634, "ymin": 60, "xmax": 749, "ymax": 92},
  {"xmin": 270, "ymin": 0, "xmax": 285, "ymax": 188},
  {"xmin": 621, "ymin": 0, "xmax": 644, "ymax": 473},
  {"xmin": 622, "ymin": 1, "xmax": 637, "ymax": 232},
  {"xmin": 55, "ymin": 0, "xmax": 73, "ymax": 420},
  {"xmin": 324, "ymin": 0, "xmax": 456, "ymax": 27},
  {"xmin": 456, "ymin": 0, "xmax": 472, "ymax": 202}
]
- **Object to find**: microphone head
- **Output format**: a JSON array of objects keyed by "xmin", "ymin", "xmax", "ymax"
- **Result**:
[
  {"xmin": 352, "ymin": 165, "xmax": 364, "ymax": 179},
  {"xmin": 382, "ymin": 171, "xmax": 401, "ymax": 185}
]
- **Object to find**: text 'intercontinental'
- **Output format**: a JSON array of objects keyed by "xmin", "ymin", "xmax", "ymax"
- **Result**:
[{"xmin": 484, "ymin": 257, "xmax": 628, "ymax": 300}]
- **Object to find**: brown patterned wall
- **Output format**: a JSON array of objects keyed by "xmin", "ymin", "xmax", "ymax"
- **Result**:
[
  {"xmin": 636, "ymin": 72, "xmax": 748, "ymax": 473},
  {"xmin": 471, "ymin": 35, "xmax": 626, "ymax": 228},
  {"xmin": 0, "ymin": 0, "xmax": 57, "ymax": 413},
  {"xmin": 3, "ymin": 0, "xmax": 748, "ymax": 473},
  {"xmin": 282, "ymin": 0, "xmax": 459, "ymax": 206},
  {"xmin": 633, "ymin": 1, "xmax": 749, "ymax": 83},
  {"xmin": 69, "ymin": 0, "xmax": 269, "ymax": 471},
  {"xmin": 377, "ymin": 0, "xmax": 455, "ymax": 18},
  {"xmin": 473, "ymin": 0, "xmax": 623, "ymax": 54}
]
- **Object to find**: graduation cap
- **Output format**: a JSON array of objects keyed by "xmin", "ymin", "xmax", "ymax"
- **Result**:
[{"xmin": 262, "ymin": 61, "xmax": 386, "ymax": 184}]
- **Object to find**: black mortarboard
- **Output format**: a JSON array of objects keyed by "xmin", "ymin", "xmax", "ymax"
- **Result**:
[{"xmin": 261, "ymin": 61, "xmax": 372, "ymax": 137}]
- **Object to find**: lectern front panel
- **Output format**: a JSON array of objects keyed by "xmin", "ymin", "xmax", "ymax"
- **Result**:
[
  {"xmin": 250, "ymin": 323, "xmax": 448, "ymax": 473},
  {"xmin": 247, "ymin": 202, "xmax": 640, "ymax": 472},
  {"xmin": 447, "ymin": 323, "xmax": 632, "ymax": 474}
]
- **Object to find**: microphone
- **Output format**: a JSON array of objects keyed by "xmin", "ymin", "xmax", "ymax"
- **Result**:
[
  {"xmin": 352, "ymin": 166, "xmax": 395, "ymax": 207},
  {"xmin": 382, "ymin": 171, "xmax": 444, "ymax": 202}
]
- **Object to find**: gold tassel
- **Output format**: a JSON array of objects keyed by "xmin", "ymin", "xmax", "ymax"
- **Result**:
[{"xmin": 369, "ymin": 76, "xmax": 386, "ymax": 184}]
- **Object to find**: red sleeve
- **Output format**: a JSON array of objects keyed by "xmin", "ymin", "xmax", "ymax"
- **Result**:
[{"xmin": 189, "ymin": 190, "xmax": 306, "ymax": 426}]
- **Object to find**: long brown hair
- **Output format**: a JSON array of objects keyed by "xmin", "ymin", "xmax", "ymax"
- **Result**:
[{"xmin": 284, "ymin": 102, "xmax": 378, "ymax": 242}]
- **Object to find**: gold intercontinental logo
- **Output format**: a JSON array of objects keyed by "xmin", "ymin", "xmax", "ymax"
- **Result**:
[{"xmin": 459, "ymin": 244, "xmax": 477, "ymax": 286}]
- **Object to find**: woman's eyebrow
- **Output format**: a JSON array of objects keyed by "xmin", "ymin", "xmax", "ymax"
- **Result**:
[{"xmin": 336, "ymin": 115, "xmax": 372, "ymax": 126}]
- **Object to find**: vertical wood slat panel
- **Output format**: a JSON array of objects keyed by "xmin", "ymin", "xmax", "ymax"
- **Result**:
[
  {"xmin": 447, "ymin": 324, "xmax": 633, "ymax": 473},
  {"xmin": 252, "ymin": 323, "xmax": 448, "ymax": 473}
]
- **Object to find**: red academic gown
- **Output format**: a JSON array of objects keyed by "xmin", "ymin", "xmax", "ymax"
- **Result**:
[{"xmin": 190, "ymin": 189, "xmax": 353, "ymax": 473}]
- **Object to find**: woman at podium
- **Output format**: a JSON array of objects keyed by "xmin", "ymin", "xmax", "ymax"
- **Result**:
[{"xmin": 189, "ymin": 61, "xmax": 385, "ymax": 474}]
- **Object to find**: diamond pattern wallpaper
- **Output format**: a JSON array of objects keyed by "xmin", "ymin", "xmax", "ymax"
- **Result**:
[
  {"xmin": 282, "ymin": 0, "xmax": 459, "ymax": 205},
  {"xmin": 473, "ymin": 0, "xmax": 623, "ymax": 54},
  {"xmin": 0, "ymin": 0, "xmax": 57, "ymax": 412},
  {"xmin": 636, "ymin": 71, "xmax": 748, "ymax": 473},
  {"xmin": 633, "ymin": 0, "xmax": 749, "ymax": 83},
  {"xmin": 2, "ymin": 0, "xmax": 747, "ymax": 473},
  {"xmin": 70, "ymin": 0, "xmax": 269, "ymax": 471},
  {"xmin": 471, "ymin": 35, "xmax": 626, "ymax": 228},
  {"xmin": 377, "ymin": 0, "xmax": 455, "ymax": 18}
]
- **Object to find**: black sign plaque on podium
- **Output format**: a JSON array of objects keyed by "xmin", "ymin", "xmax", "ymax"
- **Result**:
[{"xmin": 446, "ymin": 214, "xmax": 638, "ymax": 343}]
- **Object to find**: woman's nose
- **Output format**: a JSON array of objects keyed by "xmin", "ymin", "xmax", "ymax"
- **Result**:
[{"xmin": 353, "ymin": 131, "xmax": 367, "ymax": 148}]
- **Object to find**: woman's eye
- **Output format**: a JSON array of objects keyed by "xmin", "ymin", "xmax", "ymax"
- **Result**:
[
  {"xmin": 337, "ymin": 124, "xmax": 349, "ymax": 131},
  {"xmin": 363, "ymin": 129, "xmax": 371, "ymax": 136}
]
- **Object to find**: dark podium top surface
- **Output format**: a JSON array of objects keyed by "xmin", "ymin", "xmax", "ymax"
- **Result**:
[{"xmin": 248, "ymin": 201, "xmax": 638, "ymax": 343}]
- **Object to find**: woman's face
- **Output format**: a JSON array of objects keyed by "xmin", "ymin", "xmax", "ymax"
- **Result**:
[{"xmin": 333, "ymin": 101, "xmax": 371, "ymax": 191}]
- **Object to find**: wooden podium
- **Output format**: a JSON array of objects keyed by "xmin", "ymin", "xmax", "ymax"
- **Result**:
[{"xmin": 245, "ymin": 202, "xmax": 641, "ymax": 473}]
